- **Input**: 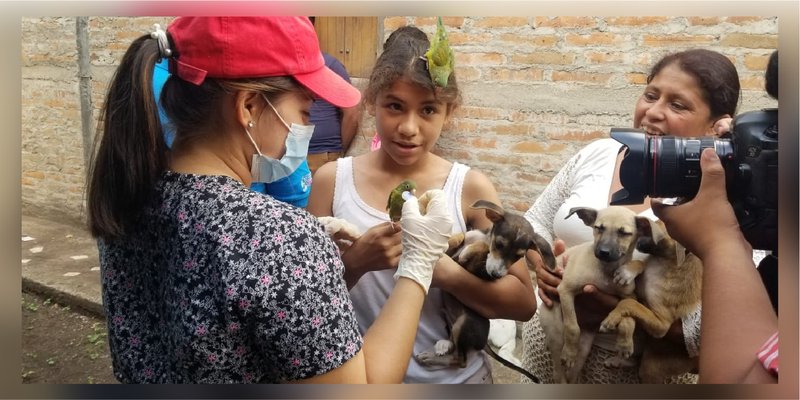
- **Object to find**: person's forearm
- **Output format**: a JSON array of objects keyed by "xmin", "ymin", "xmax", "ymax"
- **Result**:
[
  {"xmin": 698, "ymin": 236, "xmax": 778, "ymax": 383},
  {"xmin": 439, "ymin": 257, "xmax": 536, "ymax": 321},
  {"xmin": 341, "ymin": 249, "xmax": 367, "ymax": 290},
  {"xmin": 361, "ymin": 278, "xmax": 425, "ymax": 383}
]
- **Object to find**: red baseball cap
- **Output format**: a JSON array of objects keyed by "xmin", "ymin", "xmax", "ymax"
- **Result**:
[{"xmin": 167, "ymin": 17, "xmax": 360, "ymax": 108}]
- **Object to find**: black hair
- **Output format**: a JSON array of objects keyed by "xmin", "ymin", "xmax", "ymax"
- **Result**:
[
  {"xmin": 765, "ymin": 50, "xmax": 778, "ymax": 100},
  {"xmin": 647, "ymin": 49, "xmax": 740, "ymax": 119},
  {"xmin": 363, "ymin": 25, "xmax": 461, "ymax": 112},
  {"xmin": 87, "ymin": 33, "xmax": 299, "ymax": 239}
]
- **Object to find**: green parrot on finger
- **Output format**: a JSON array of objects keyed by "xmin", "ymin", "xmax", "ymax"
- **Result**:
[
  {"xmin": 387, "ymin": 179, "xmax": 417, "ymax": 224},
  {"xmin": 425, "ymin": 16, "xmax": 454, "ymax": 88}
]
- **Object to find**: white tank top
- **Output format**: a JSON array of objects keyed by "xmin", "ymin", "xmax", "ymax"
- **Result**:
[{"xmin": 332, "ymin": 156, "xmax": 487, "ymax": 383}]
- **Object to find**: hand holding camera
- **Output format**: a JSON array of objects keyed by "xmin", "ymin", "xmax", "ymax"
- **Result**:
[{"xmin": 610, "ymin": 108, "xmax": 778, "ymax": 251}]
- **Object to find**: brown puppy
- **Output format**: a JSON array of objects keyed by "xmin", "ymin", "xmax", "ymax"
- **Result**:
[
  {"xmin": 415, "ymin": 200, "xmax": 555, "ymax": 371},
  {"xmin": 538, "ymin": 206, "xmax": 662, "ymax": 383},
  {"xmin": 599, "ymin": 219, "xmax": 701, "ymax": 383}
]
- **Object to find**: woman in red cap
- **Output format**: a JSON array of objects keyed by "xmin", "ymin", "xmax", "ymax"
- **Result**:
[{"xmin": 87, "ymin": 16, "xmax": 453, "ymax": 384}]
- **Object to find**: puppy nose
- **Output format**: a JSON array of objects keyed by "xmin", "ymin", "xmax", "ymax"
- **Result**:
[{"xmin": 595, "ymin": 246, "xmax": 614, "ymax": 262}]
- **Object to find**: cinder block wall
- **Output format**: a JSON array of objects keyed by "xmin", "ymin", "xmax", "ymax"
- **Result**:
[{"xmin": 21, "ymin": 16, "xmax": 778, "ymax": 225}]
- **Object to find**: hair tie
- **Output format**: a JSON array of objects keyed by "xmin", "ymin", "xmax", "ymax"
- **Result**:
[{"xmin": 150, "ymin": 23, "xmax": 172, "ymax": 58}]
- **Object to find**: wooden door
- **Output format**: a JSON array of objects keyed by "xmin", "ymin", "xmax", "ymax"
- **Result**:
[{"xmin": 313, "ymin": 17, "xmax": 378, "ymax": 78}]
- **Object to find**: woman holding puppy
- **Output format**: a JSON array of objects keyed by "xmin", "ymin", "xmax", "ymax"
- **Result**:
[
  {"xmin": 521, "ymin": 49, "xmax": 741, "ymax": 384},
  {"xmin": 87, "ymin": 16, "xmax": 454, "ymax": 383},
  {"xmin": 307, "ymin": 25, "xmax": 537, "ymax": 383}
]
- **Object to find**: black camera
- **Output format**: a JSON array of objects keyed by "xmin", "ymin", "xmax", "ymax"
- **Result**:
[{"xmin": 609, "ymin": 109, "xmax": 778, "ymax": 251}]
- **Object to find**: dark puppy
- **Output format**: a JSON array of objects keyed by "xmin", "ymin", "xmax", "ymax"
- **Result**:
[{"xmin": 415, "ymin": 200, "xmax": 555, "ymax": 370}]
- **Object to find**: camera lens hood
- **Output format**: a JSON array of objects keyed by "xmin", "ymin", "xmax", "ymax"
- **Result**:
[{"xmin": 610, "ymin": 128, "xmax": 649, "ymax": 205}]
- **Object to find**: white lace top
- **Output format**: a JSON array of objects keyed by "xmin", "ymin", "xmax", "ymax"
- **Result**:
[{"xmin": 521, "ymin": 138, "xmax": 700, "ymax": 383}]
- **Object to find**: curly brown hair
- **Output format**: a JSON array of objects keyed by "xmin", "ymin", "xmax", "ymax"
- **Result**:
[{"xmin": 363, "ymin": 26, "xmax": 462, "ymax": 114}]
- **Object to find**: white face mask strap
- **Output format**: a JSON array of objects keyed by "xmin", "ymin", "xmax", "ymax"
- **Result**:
[
  {"xmin": 244, "ymin": 122, "xmax": 264, "ymax": 156},
  {"xmin": 262, "ymin": 94, "xmax": 292, "ymax": 131}
]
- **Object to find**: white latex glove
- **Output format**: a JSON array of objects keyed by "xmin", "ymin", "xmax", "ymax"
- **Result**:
[{"xmin": 393, "ymin": 189, "xmax": 453, "ymax": 293}]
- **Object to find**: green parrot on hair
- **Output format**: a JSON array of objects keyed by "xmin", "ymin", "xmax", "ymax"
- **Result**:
[{"xmin": 424, "ymin": 16, "xmax": 454, "ymax": 88}]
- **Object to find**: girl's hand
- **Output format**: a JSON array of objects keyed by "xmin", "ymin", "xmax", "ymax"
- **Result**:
[
  {"xmin": 575, "ymin": 285, "xmax": 621, "ymax": 331},
  {"xmin": 342, "ymin": 222, "xmax": 402, "ymax": 286},
  {"xmin": 529, "ymin": 239, "xmax": 566, "ymax": 307}
]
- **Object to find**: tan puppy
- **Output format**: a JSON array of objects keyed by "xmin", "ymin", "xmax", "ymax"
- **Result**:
[
  {"xmin": 538, "ymin": 206, "xmax": 662, "ymax": 383},
  {"xmin": 600, "ymin": 219, "xmax": 701, "ymax": 383}
]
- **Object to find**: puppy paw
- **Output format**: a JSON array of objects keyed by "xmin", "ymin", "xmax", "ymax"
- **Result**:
[
  {"xmin": 613, "ymin": 267, "xmax": 636, "ymax": 286},
  {"xmin": 414, "ymin": 350, "xmax": 436, "ymax": 366},
  {"xmin": 434, "ymin": 339, "xmax": 454, "ymax": 356},
  {"xmin": 599, "ymin": 313, "xmax": 620, "ymax": 333},
  {"xmin": 560, "ymin": 346, "xmax": 577, "ymax": 369},
  {"xmin": 604, "ymin": 355, "xmax": 636, "ymax": 368},
  {"xmin": 616, "ymin": 339, "xmax": 634, "ymax": 359}
]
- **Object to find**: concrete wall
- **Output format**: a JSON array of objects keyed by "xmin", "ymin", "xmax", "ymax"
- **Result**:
[{"xmin": 21, "ymin": 16, "xmax": 778, "ymax": 224}]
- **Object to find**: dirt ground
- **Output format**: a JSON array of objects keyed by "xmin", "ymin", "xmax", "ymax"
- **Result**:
[
  {"xmin": 21, "ymin": 291, "xmax": 117, "ymax": 384},
  {"xmin": 21, "ymin": 289, "xmax": 521, "ymax": 384}
]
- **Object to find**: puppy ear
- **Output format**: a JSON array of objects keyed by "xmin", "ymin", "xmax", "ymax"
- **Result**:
[
  {"xmin": 566, "ymin": 207, "xmax": 597, "ymax": 227},
  {"xmin": 634, "ymin": 217, "xmax": 667, "ymax": 254},
  {"xmin": 471, "ymin": 199, "xmax": 504, "ymax": 223},
  {"xmin": 529, "ymin": 232, "xmax": 557, "ymax": 271}
]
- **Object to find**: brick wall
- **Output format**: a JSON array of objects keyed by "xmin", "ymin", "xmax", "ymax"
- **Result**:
[{"xmin": 21, "ymin": 16, "xmax": 778, "ymax": 223}]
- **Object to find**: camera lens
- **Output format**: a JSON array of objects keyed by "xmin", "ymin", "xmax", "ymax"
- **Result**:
[
  {"xmin": 651, "ymin": 136, "xmax": 727, "ymax": 198},
  {"xmin": 609, "ymin": 128, "xmax": 734, "ymax": 205}
]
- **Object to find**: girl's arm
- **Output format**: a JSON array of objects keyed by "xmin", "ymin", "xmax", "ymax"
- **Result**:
[{"xmin": 432, "ymin": 169, "xmax": 536, "ymax": 321}]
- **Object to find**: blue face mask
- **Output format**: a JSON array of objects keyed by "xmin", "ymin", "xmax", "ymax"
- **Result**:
[
  {"xmin": 245, "ymin": 96, "xmax": 314, "ymax": 184},
  {"xmin": 251, "ymin": 160, "xmax": 312, "ymax": 208}
]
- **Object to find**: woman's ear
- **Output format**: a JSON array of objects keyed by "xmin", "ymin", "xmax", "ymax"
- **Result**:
[{"xmin": 234, "ymin": 91, "xmax": 262, "ymax": 129}]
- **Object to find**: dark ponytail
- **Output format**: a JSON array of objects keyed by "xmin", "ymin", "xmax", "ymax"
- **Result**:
[{"xmin": 87, "ymin": 35, "xmax": 168, "ymax": 239}]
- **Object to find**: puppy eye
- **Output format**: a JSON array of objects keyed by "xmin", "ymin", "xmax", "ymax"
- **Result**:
[
  {"xmin": 595, "ymin": 225, "xmax": 605, "ymax": 233},
  {"xmin": 618, "ymin": 229, "xmax": 632, "ymax": 236},
  {"xmin": 495, "ymin": 242, "xmax": 505, "ymax": 251}
]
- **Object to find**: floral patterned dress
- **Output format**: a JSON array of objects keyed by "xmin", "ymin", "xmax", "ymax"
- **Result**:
[{"xmin": 98, "ymin": 171, "xmax": 362, "ymax": 383}]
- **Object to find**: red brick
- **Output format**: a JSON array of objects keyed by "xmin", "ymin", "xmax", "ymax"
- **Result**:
[
  {"xmin": 448, "ymin": 32, "xmax": 491, "ymax": 46},
  {"xmin": 474, "ymin": 17, "xmax": 529, "ymax": 29},
  {"xmin": 565, "ymin": 32, "xmax": 622, "ymax": 46},
  {"xmin": 550, "ymin": 130, "xmax": 607, "ymax": 141},
  {"xmin": 551, "ymin": 71, "xmax": 612, "ymax": 85},
  {"xmin": 740, "ymin": 75, "xmax": 765, "ymax": 90},
  {"xmin": 24, "ymin": 171, "xmax": 45, "ymax": 179},
  {"xmin": 511, "ymin": 52, "xmax": 575, "ymax": 65},
  {"xmin": 643, "ymin": 34, "xmax": 716, "ymax": 47},
  {"xmin": 454, "ymin": 66, "xmax": 481, "ymax": 82},
  {"xmin": 534, "ymin": 17, "xmax": 596, "ymax": 29},
  {"xmin": 456, "ymin": 52, "xmax": 505, "ymax": 65},
  {"xmin": 719, "ymin": 33, "xmax": 777, "ymax": 49},
  {"xmin": 486, "ymin": 68, "xmax": 544, "ymax": 82},
  {"xmin": 744, "ymin": 54, "xmax": 771, "ymax": 71},
  {"xmin": 413, "ymin": 16, "xmax": 465, "ymax": 28},
  {"xmin": 511, "ymin": 142, "xmax": 566, "ymax": 153},
  {"xmin": 499, "ymin": 34, "xmax": 559, "ymax": 47},
  {"xmin": 383, "ymin": 17, "xmax": 409, "ymax": 31},
  {"xmin": 585, "ymin": 52, "xmax": 624, "ymax": 64},
  {"xmin": 726, "ymin": 16, "xmax": 766, "ymax": 25},
  {"xmin": 626, "ymin": 73, "xmax": 648, "ymax": 85},
  {"xmin": 459, "ymin": 107, "xmax": 504, "ymax": 120},
  {"xmin": 687, "ymin": 17, "xmax": 723, "ymax": 26},
  {"xmin": 493, "ymin": 123, "xmax": 530, "ymax": 136},
  {"xmin": 606, "ymin": 17, "xmax": 669, "ymax": 26}
]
